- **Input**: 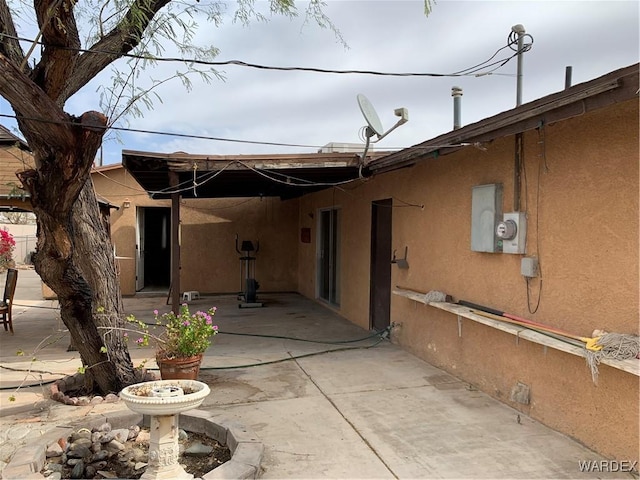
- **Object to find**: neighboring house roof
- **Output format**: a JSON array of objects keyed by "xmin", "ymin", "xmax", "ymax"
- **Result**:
[
  {"xmin": 0, "ymin": 125, "xmax": 34, "ymax": 201},
  {"xmin": 95, "ymin": 193, "xmax": 119, "ymax": 210},
  {"xmin": 0, "ymin": 125, "xmax": 119, "ymax": 210},
  {"xmin": 92, "ymin": 163, "xmax": 125, "ymax": 173},
  {"xmin": 366, "ymin": 63, "xmax": 639, "ymax": 175},
  {"xmin": 122, "ymin": 151, "xmax": 389, "ymax": 199},
  {"xmin": 0, "ymin": 125, "xmax": 30, "ymax": 151}
]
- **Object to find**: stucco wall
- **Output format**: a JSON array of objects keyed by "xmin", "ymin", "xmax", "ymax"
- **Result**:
[
  {"xmin": 92, "ymin": 168, "xmax": 299, "ymax": 296},
  {"xmin": 297, "ymin": 99, "xmax": 639, "ymax": 462}
]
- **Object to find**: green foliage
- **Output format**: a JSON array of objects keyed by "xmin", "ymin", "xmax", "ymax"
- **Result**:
[
  {"xmin": 151, "ymin": 304, "xmax": 219, "ymax": 359},
  {"xmin": 107, "ymin": 304, "xmax": 219, "ymax": 359}
]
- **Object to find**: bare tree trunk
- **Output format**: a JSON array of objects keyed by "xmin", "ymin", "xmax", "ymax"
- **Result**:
[
  {"xmin": 17, "ymin": 114, "xmax": 138, "ymax": 395},
  {"xmin": 70, "ymin": 180, "xmax": 140, "ymax": 390}
]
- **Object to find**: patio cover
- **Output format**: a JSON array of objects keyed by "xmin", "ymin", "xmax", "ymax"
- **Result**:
[
  {"xmin": 122, "ymin": 150, "xmax": 385, "ymax": 200},
  {"xmin": 121, "ymin": 148, "xmax": 388, "ymax": 311}
]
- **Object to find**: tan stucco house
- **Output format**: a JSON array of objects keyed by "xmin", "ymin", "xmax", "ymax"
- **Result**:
[
  {"xmin": 108, "ymin": 63, "xmax": 638, "ymax": 464},
  {"xmin": 2, "ymin": 63, "xmax": 636, "ymax": 464}
]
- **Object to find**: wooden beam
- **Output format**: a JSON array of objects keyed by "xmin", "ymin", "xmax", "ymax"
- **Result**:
[{"xmin": 169, "ymin": 171, "xmax": 181, "ymax": 314}]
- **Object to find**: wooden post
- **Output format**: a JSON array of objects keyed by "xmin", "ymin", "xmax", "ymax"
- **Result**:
[{"xmin": 169, "ymin": 172, "xmax": 181, "ymax": 314}]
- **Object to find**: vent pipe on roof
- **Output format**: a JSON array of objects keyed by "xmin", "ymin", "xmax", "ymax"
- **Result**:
[
  {"xmin": 452, "ymin": 86, "xmax": 463, "ymax": 130},
  {"xmin": 564, "ymin": 66, "xmax": 573, "ymax": 90}
]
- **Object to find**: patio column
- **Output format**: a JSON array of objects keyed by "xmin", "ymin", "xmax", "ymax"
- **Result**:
[{"xmin": 170, "ymin": 171, "xmax": 181, "ymax": 313}]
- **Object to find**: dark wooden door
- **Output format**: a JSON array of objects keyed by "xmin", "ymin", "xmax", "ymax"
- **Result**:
[{"xmin": 369, "ymin": 199, "xmax": 392, "ymax": 330}]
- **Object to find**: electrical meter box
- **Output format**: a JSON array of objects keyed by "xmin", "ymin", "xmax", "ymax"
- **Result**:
[
  {"xmin": 496, "ymin": 212, "xmax": 527, "ymax": 254},
  {"xmin": 471, "ymin": 184, "xmax": 503, "ymax": 253}
]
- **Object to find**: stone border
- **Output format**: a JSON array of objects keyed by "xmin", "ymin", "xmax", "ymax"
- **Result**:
[
  {"xmin": 49, "ymin": 371, "xmax": 156, "ymax": 406},
  {"xmin": 1, "ymin": 410, "xmax": 263, "ymax": 480}
]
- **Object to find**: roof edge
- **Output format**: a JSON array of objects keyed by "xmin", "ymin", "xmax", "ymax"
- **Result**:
[
  {"xmin": 0, "ymin": 125, "xmax": 30, "ymax": 151},
  {"xmin": 367, "ymin": 63, "xmax": 639, "ymax": 174}
]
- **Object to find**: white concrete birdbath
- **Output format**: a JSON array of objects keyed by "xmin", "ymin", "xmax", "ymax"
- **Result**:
[{"xmin": 120, "ymin": 379, "xmax": 210, "ymax": 480}]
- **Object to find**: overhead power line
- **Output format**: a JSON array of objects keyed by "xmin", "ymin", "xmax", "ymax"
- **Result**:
[
  {"xmin": 0, "ymin": 112, "xmax": 479, "ymax": 155},
  {"xmin": 0, "ymin": 113, "xmax": 319, "ymax": 149},
  {"xmin": 0, "ymin": 32, "xmax": 531, "ymax": 78}
]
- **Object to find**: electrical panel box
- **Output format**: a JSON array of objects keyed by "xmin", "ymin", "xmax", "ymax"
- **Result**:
[
  {"xmin": 497, "ymin": 212, "xmax": 527, "ymax": 254},
  {"xmin": 471, "ymin": 184, "xmax": 503, "ymax": 253}
]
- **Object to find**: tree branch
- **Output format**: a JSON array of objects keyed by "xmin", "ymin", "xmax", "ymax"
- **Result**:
[
  {"xmin": 0, "ymin": 0, "xmax": 27, "ymax": 71},
  {"xmin": 0, "ymin": 54, "xmax": 74, "ymax": 153},
  {"xmin": 30, "ymin": 0, "xmax": 81, "ymax": 104},
  {"xmin": 61, "ymin": 0, "xmax": 171, "ymax": 102}
]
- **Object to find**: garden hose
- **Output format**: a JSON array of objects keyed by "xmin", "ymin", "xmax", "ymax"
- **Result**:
[
  {"xmin": 217, "ymin": 328, "xmax": 387, "ymax": 344},
  {"xmin": 0, "ymin": 326, "xmax": 392, "ymax": 389}
]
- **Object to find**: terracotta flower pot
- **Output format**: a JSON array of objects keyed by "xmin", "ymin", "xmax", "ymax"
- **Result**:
[{"xmin": 156, "ymin": 353, "xmax": 203, "ymax": 380}]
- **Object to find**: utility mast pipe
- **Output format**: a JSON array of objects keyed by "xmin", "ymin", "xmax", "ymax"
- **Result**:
[{"xmin": 513, "ymin": 24, "xmax": 526, "ymax": 107}]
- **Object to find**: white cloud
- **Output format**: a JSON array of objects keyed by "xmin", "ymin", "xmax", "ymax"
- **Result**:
[{"xmin": 2, "ymin": 0, "xmax": 638, "ymax": 165}]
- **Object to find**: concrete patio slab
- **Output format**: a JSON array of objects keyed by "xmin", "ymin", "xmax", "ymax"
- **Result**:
[{"xmin": 0, "ymin": 268, "xmax": 634, "ymax": 479}]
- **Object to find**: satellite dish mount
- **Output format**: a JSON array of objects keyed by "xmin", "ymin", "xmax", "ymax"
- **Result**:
[{"xmin": 356, "ymin": 93, "xmax": 409, "ymax": 164}]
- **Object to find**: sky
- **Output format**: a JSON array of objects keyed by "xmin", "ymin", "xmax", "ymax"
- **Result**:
[{"xmin": 1, "ymin": 0, "xmax": 638, "ymax": 165}]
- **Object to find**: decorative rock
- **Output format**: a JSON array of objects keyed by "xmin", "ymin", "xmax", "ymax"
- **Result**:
[
  {"xmin": 105, "ymin": 439, "xmax": 125, "ymax": 453},
  {"xmin": 70, "ymin": 460, "xmax": 85, "ymax": 479},
  {"xmin": 130, "ymin": 447, "xmax": 146, "ymax": 463},
  {"xmin": 77, "ymin": 396, "xmax": 91, "ymax": 406},
  {"xmin": 90, "ymin": 449, "xmax": 110, "ymax": 462},
  {"xmin": 57, "ymin": 437, "xmax": 67, "ymax": 451},
  {"xmin": 85, "ymin": 465, "xmax": 97, "ymax": 478},
  {"xmin": 46, "ymin": 473, "xmax": 62, "ymax": 480},
  {"xmin": 184, "ymin": 441, "xmax": 214, "ymax": 457},
  {"xmin": 89, "ymin": 460, "xmax": 107, "ymax": 470},
  {"xmin": 91, "ymin": 442, "xmax": 102, "ymax": 453},
  {"xmin": 128, "ymin": 425, "xmax": 141, "ymax": 440},
  {"xmin": 134, "ymin": 430, "xmax": 150, "ymax": 443},
  {"xmin": 104, "ymin": 393, "xmax": 119, "ymax": 403},
  {"xmin": 99, "ymin": 431, "xmax": 115, "ymax": 443},
  {"xmin": 66, "ymin": 458, "xmax": 82, "ymax": 466},
  {"xmin": 117, "ymin": 452, "xmax": 132, "ymax": 465},
  {"xmin": 68, "ymin": 445, "xmax": 92, "ymax": 459},
  {"xmin": 71, "ymin": 429, "xmax": 91, "ymax": 441},
  {"xmin": 70, "ymin": 438, "xmax": 92, "ymax": 450},
  {"xmin": 90, "ymin": 395, "xmax": 104, "ymax": 405},
  {"xmin": 46, "ymin": 463, "xmax": 64, "ymax": 472},
  {"xmin": 112, "ymin": 428, "xmax": 130, "ymax": 443},
  {"xmin": 46, "ymin": 442, "xmax": 64, "ymax": 457},
  {"xmin": 96, "ymin": 471, "xmax": 117, "ymax": 479},
  {"xmin": 178, "ymin": 429, "xmax": 189, "ymax": 441},
  {"xmin": 97, "ymin": 422, "xmax": 112, "ymax": 433},
  {"xmin": 115, "ymin": 446, "xmax": 146, "ymax": 465},
  {"xmin": 135, "ymin": 462, "xmax": 148, "ymax": 470},
  {"xmin": 64, "ymin": 397, "xmax": 77, "ymax": 406}
]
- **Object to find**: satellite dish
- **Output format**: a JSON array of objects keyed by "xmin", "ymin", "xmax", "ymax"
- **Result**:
[{"xmin": 357, "ymin": 94, "xmax": 384, "ymax": 137}]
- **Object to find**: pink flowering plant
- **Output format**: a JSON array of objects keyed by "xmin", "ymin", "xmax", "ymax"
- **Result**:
[
  {"xmin": 0, "ymin": 229, "xmax": 16, "ymax": 270},
  {"xmin": 127, "ymin": 304, "xmax": 218, "ymax": 360}
]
